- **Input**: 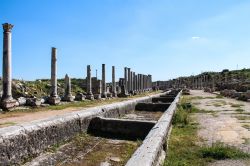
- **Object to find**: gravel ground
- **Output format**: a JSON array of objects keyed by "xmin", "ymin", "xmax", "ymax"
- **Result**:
[{"xmin": 190, "ymin": 90, "xmax": 250, "ymax": 166}]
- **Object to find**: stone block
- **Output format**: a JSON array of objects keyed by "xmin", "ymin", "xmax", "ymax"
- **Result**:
[
  {"xmin": 94, "ymin": 94, "xmax": 101, "ymax": 100},
  {"xmin": 87, "ymin": 117, "xmax": 156, "ymax": 140},
  {"xmin": 75, "ymin": 93, "xmax": 85, "ymax": 101},
  {"xmin": 1, "ymin": 98, "xmax": 17, "ymax": 109},
  {"xmin": 17, "ymin": 97, "xmax": 26, "ymax": 106},
  {"xmin": 86, "ymin": 94, "xmax": 94, "ymax": 100},
  {"xmin": 26, "ymin": 98, "xmax": 42, "ymax": 107},
  {"xmin": 48, "ymin": 96, "xmax": 61, "ymax": 105},
  {"xmin": 62, "ymin": 95, "xmax": 75, "ymax": 102}
]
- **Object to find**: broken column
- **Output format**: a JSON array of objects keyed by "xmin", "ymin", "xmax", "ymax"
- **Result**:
[
  {"xmin": 94, "ymin": 79, "xmax": 102, "ymax": 100},
  {"xmin": 112, "ymin": 66, "xmax": 117, "ymax": 97},
  {"xmin": 1, "ymin": 23, "xmax": 17, "ymax": 109},
  {"xmin": 62, "ymin": 74, "xmax": 74, "ymax": 102},
  {"xmin": 101, "ymin": 64, "xmax": 107, "ymax": 98},
  {"xmin": 86, "ymin": 65, "xmax": 94, "ymax": 100},
  {"xmin": 48, "ymin": 47, "xmax": 61, "ymax": 105}
]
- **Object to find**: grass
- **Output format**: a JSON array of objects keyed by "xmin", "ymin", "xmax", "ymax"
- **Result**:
[
  {"xmin": 242, "ymin": 124, "xmax": 250, "ymax": 130},
  {"xmin": 235, "ymin": 108, "xmax": 245, "ymax": 112},
  {"xmin": 52, "ymin": 133, "xmax": 140, "ymax": 165},
  {"xmin": 211, "ymin": 100, "xmax": 227, "ymax": 107},
  {"xmin": 200, "ymin": 142, "xmax": 250, "ymax": 160},
  {"xmin": 230, "ymin": 103, "xmax": 244, "ymax": 108},
  {"xmin": 235, "ymin": 115, "xmax": 250, "ymax": 121},
  {"xmin": 165, "ymin": 96, "xmax": 250, "ymax": 166},
  {"xmin": 45, "ymin": 133, "xmax": 141, "ymax": 165},
  {"xmin": 0, "ymin": 121, "xmax": 17, "ymax": 127},
  {"xmin": 216, "ymin": 95, "xmax": 224, "ymax": 99}
]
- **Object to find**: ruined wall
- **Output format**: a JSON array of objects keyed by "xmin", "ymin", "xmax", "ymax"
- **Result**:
[
  {"xmin": 0, "ymin": 93, "xmax": 161, "ymax": 165},
  {"xmin": 126, "ymin": 91, "xmax": 181, "ymax": 166}
]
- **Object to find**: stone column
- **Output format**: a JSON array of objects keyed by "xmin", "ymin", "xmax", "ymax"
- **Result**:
[
  {"xmin": 136, "ymin": 74, "xmax": 140, "ymax": 92},
  {"xmin": 1, "ymin": 23, "xmax": 17, "ymax": 109},
  {"xmin": 101, "ymin": 64, "xmax": 107, "ymax": 98},
  {"xmin": 124, "ymin": 67, "xmax": 128, "ymax": 94},
  {"xmin": 141, "ymin": 74, "xmax": 144, "ymax": 92},
  {"xmin": 135, "ymin": 74, "xmax": 138, "ymax": 92},
  {"xmin": 93, "ymin": 79, "xmax": 102, "ymax": 100},
  {"xmin": 146, "ymin": 75, "xmax": 149, "ymax": 90},
  {"xmin": 195, "ymin": 77, "xmax": 198, "ymax": 89},
  {"xmin": 112, "ymin": 66, "xmax": 117, "ymax": 97},
  {"xmin": 200, "ymin": 76, "xmax": 202, "ymax": 89},
  {"xmin": 133, "ymin": 72, "xmax": 136, "ymax": 93},
  {"xmin": 138, "ymin": 74, "xmax": 141, "ymax": 92},
  {"xmin": 48, "ymin": 47, "xmax": 61, "ymax": 105},
  {"xmin": 86, "ymin": 65, "xmax": 94, "ymax": 100},
  {"xmin": 128, "ymin": 68, "xmax": 131, "ymax": 93},
  {"xmin": 63, "ymin": 74, "xmax": 74, "ymax": 101},
  {"xmin": 148, "ymin": 75, "xmax": 152, "ymax": 90},
  {"xmin": 212, "ymin": 75, "xmax": 215, "ymax": 91},
  {"xmin": 131, "ymin": 71, "xmax": 134, "ymax": 94}
]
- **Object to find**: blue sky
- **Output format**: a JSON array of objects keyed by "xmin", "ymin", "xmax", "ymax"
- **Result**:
[{"xmin": 0, "ymin": 0, "xmax": 250, "ymax": 81}]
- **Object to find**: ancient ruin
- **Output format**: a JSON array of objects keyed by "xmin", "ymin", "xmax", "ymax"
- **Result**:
[
  {"xmin": 1, "ymin": 23, "xmax": 17, "ymax": 109},
  {"xmin": 1, "ymin": 2, "xmax": 250, "ymax": 164},
  {"xmin": 86, "ymin": 65, "xmax": 94, "ymax": 100},
  {"xmin": 62, "ymin": 74, "xmax": 74, "ymax": 102},
  {"xmin": 48, "ymin": 47, "xmax": 61, "ymax": 105}
]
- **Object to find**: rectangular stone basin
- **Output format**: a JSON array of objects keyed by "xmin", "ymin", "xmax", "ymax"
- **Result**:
[{"xmin": 87, "ymin": 117, "xmax": 156, "ymax": 140}]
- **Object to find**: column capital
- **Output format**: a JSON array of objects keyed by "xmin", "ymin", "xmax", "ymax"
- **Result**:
[{"xmin": 2, "ymin": 23, "xmax": 14, "ymax": 32}]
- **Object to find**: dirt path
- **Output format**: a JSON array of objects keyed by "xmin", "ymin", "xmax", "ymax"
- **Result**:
[
  {"xmin": 0, "ymin": 107, "xmax": 81, "ymax": 127},
  {"xmin": 0, "ymin": 92, "xmax": 160, "ymax": 128},
  {"xmin": 190, "ymin": 90, "xmax": 250, "ymax": 166}
]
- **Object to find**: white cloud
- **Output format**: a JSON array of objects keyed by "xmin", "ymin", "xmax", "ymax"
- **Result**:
[{"xmin": 191, "ymin": 36, "xmax": 201, "ymax": 40}]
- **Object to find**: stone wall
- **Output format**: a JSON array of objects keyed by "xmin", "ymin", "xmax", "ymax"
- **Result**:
[
  {"xmin": 0, "ymin": 93, "xmax": 161, "ymax": 165},
  {"xmin": 88, "ymin": 117, "xmax": 156, "ymax": 140},
  {"xmin": 126, "ymin": 91, "xmax": 181, "ymax": 166}
]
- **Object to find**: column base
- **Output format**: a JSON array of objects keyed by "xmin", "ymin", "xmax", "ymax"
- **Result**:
[
  {"xmin": 94, "ymin": 94, "xmax": 101, "ymax": 100},
  {"xmin": 86, "ymin": 94, "xmax": 94, "ymax": 100},
  {"xmin": 62, "ymin": 95, "xmax": 75, "ymax": 102},
  {"xmin": 48, "ymin": 96, "xmax": 61, "ymax": 105},
  {"xmin": 1, "ymin": 98, "xmax": 17, "ymax": 110},
  {"xmin": 75, "ymin": 93, "xmax": 86, "ymax": 101},
  {"xmin": 101, "ymin": 93, "xmax": 107, "ymax": 98},
  {"xmin": 26, "ymin": 98, "xmax": 42, "ymax": 107},
  {"xmin": 112, "ymin": 92, "xmax": 117, "ymax": 98},
  {"xmin": 107, "ymin": 93, "xmax": 113, "ymax": 98},
  {"xmin": 117, "ymin": 93, "xmax": 130, "ymax": 98}
]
